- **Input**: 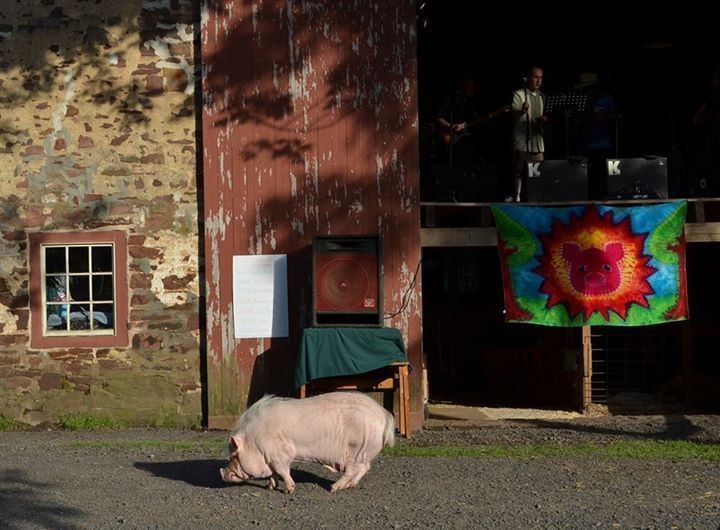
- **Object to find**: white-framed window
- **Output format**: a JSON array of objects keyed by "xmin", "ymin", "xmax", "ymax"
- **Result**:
[
  {"xmin": 30, "ymin": 231, "xmax": 128, "ymax": 348},
  {"xmin": 43, "ymin": 244, "xmax": 116, "ymax": 335}
]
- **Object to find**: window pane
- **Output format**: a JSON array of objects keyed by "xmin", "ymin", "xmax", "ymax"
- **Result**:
[
  {"xmin": 92, "ymin": 246, "xmax": 113, "ymax": 272},
  {"xmin": 45, "ymin": 276, "xmax": 67, "ymax": 302},
  {"xmin": 93, "ymin": 304, "xmax": 114, "ymax": 330},
  {"xmin": 45, "ymin": 247, "xmax": 66, "ymax": 273},
  {"xmin": 69, "ymin": 276, "xmax": 90, "ymax": 302},
  {"xmin": 92, "ymin": 274, "xmax": 113, "ymax": 301},
  {"xmin": 46, "ymin": 304, "xmax": 67, "ymax": 330},
  {"xmin": 69, "ymin": 304, "xmax": 91, "ymax": 330},
  {"xmin": 69, "ymin": 247, "xmax": 89, "ymax": 272}
]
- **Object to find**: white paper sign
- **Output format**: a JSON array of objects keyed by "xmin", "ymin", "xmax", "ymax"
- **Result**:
[{"xmin": 232, "ymin": 255, "xmax": 288, "ymax": 339}]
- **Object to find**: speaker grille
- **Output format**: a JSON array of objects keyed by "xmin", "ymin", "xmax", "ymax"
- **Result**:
[
  {"xmin": 313, "ymin": 236, "xmax": 382, "ymax": 326},
  {"xmin": 315, "ymin": 254, "xmax": 378, "ymax": 312}
]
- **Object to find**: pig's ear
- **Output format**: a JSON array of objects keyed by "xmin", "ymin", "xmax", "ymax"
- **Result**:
[
  {"xmin": 562, "ymin": 242, "xmax": 580, "ymax": 262},
  {"xmin": 229, "ymin": 435, "xmax": 242, "ymax": 453},
  {"xmin": 604, "ymin": 242, "xmax": 624, "ymax": 262}
]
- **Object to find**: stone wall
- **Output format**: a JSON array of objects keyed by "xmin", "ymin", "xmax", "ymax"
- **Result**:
[{"xmin": 0, "ymin": 0, "xmax": 202, "ymax": 426}]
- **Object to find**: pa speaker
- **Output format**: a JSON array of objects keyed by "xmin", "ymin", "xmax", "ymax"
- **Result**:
[
  {"xmin": 313, "ymin": 236, "xmax": 382, "ymax": 326},
  {"xmin": 526, "ymin": 158, "xmax": 588, "ymax": 202},
  {"xmin": 604, "ymin": 157, "xmax": 668, "ymax": 199}
]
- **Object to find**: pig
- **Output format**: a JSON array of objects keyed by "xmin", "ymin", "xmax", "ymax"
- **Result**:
[{"xmin": 219, "ymin": 391, "xmax": 395, "ymax": 493}]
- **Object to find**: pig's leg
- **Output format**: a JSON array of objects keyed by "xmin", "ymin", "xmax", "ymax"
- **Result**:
[
  {"xmin": 270, "ymin": 463, "xmax": 296, "ymax": 494},
  {"xmin": 268, "ymin": 474, "xmax": 278, "ymax": 490},
  {"xmin": 330, "ymin": 462, "xmax": 368, "ymax": 492},
  {"xmin": 330, "ymin": 474, "xmax": 351, "ymax": 492},
  {"xmin": 346, "ymin": 462, "xmax": 371, "ymax": 488}
]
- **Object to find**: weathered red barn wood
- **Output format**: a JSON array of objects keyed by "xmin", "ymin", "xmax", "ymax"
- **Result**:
[{"xmin": 202, "ymin": 0, "xmax": 423, "ymax": 429}]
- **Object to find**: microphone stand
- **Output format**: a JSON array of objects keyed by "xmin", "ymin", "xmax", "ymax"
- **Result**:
[{"xmin": 524, "ymin": 84, "xmax": 531, "ymax": 157}]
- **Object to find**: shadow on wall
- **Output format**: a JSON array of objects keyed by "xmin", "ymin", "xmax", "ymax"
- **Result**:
[
  {"xmin": 0, "ymin": 3, "xmax": 198, "ymax": 143},
  {"xmin": 202, "ymin": 0, "xmax": 420, "ymax": 163},
  {"xmin": 513, "ymin": 416, "xmax": 705, "ymax": 442},
  {"xmin": 245, "ymin": 244, "xmax": 313, "ymax": 408},
  {"xmin": 1, "ymin": 1, "xmax": 422, "ymax": 421}
]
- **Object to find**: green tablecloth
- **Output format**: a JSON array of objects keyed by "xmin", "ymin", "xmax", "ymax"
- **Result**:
[{"xmin": 295, "ymin": 327, "xmax": 407, "ymax": 388}]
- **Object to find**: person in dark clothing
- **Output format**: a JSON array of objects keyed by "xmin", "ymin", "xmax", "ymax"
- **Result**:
[
  {"xmin": 435, "ymin": 77, "xmax": 507, "ymax": 201},
  {"xmin": 574, "ymin": 72, "xmax": 618, "ymax": 199},
  {"xmin": 692, "ymin": 68, "xmax": 720, "ymax": 195},
  {"xmin": 436, "ymin": 77, "xmax": 485, "ymax": 166}
]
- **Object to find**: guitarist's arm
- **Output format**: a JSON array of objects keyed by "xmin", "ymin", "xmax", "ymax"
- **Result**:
[
  {"xmin": 437, "ymin": 116, "xmax": 466, "ymax": 132},
  {"xmin": 436, "ymin": 113, "xmax": 467, "ymax": 146}
]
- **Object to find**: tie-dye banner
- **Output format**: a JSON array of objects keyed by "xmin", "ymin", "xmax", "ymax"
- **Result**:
[{"xmin": 491, "ymin": 202, "xmax": 688, "ymax": 326}]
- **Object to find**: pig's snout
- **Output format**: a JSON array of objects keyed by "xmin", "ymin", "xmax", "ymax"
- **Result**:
[{"xmin": 220, "ymin": 467, "xmax": 243, "ymax": 484}]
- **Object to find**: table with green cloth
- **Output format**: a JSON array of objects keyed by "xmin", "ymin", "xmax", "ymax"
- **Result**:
[{"xmin": 294, "ymin": 327, "xmax": 408, "ymax": 389}]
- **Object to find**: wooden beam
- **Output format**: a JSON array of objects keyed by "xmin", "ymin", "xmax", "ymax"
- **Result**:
[
  {"xmin": 420, "ymin": 223, "xmax": 720, "ymax": 247},
  {"xmin": 582, "ymin": 326, "xmax": 592, "ymax": 409},
  {"xmin": 307, "ymin": 377, "xmax": 395, "ymax": 390},
  {"xmin": 685, "ymin": 222, "xmax": 720, "ymax": 242},
  {"xmin": 420, "ymin": 227, "xmax": 497, "ymax": 247}
]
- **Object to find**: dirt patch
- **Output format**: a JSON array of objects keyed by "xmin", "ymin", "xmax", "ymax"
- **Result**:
[{"xmin": 425, "ymin": 404, "xmax": 583, "ymax": 428}]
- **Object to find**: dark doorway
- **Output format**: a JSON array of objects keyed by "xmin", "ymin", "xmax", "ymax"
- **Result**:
[
  {"xmin": 422, "ymin": 248, "xmax": 581, "ymax": 409},
  {"xmin": 417, "ymin": 4, "xmax": 720, "ymax": 410}
]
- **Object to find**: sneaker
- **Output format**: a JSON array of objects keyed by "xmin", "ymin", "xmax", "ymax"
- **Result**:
[
  {"xmin": 514, "ymin": 195, "xmax": 521, "ymax": 202},
  {"xmin": 504, "ymin": 196, "xmax": 514, "ymax": 202}
]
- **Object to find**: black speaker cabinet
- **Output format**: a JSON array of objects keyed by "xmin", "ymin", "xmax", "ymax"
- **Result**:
[
  {"xmin": 604, "ymin": 157, "xmax": 668, "ymax": 199},
  {"xmin": 526, "ymin": 159, "xmax": 588, "ymax": 202},
  {"xmin": 312, "ymin": 236, "xmax": 383, "ymax": 326}
]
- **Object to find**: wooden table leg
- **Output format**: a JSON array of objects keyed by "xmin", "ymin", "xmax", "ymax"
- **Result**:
[
  {"xmin": 398, "ymin": 364, "xmax": 410, "ymax": 437},
  {"xmin": 300, "ymin": 384, "xmax": 306, "ymax": 399}
]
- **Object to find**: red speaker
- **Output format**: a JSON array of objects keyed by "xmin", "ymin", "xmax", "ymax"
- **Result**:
[{"xmin": 313, "ymin": 236, "xmax": 383, "ymax": 326}]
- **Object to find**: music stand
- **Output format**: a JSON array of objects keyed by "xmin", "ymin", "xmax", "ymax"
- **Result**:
[{"xmin": 545, "ymin": 92, "xmax": 587, "ymax": 157}]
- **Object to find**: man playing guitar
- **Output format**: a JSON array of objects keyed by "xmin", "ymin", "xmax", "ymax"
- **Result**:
[
  {"xmin": 433, "ymin": 76, "xmax": 510, "ymax": 201},
  {"xmin": 436, "ymin": 77, "xmax": 510, "ymax": 164}
]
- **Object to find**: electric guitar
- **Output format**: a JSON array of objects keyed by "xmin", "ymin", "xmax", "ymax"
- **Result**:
[{"xmin": 439, "ymin": 105, "xmax": 511, "ymax": 145}]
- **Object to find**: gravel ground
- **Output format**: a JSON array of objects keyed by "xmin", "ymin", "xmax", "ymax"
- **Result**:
[{"xmin": 2, "ymin": 414, "xmax": 720, "ymax": 529}]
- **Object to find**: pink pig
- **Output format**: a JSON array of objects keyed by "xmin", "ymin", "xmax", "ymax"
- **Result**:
[
  {"xmin": 219, "ymin": 391, "xmax": 395, "ymax": 493},
  {"xmin": 562, "ymin": 241, "xmax": 624, "ymax": 295}
]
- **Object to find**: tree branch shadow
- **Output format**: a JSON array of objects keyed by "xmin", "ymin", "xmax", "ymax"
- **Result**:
[
  {"xmin": 509, "ymin": 414, "xmax": 714, "ymax": 443},
  {"xmin": 0, "ymin": 468, "xmax": 83, "ymax": 530}
]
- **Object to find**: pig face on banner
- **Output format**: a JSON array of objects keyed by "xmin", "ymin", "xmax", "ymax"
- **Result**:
[
  {"xmin": 534, "ymin": 207, "xmax": 656, "ymax": 322},
  {"xmin": 562, "ymin": 242, "xmax": 624, "ymax": 296}
]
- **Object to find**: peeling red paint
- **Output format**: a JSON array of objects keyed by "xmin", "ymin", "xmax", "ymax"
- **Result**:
[{"xmin": 202, "ymin": 0, "xmax": 423, "ymax": 429}]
